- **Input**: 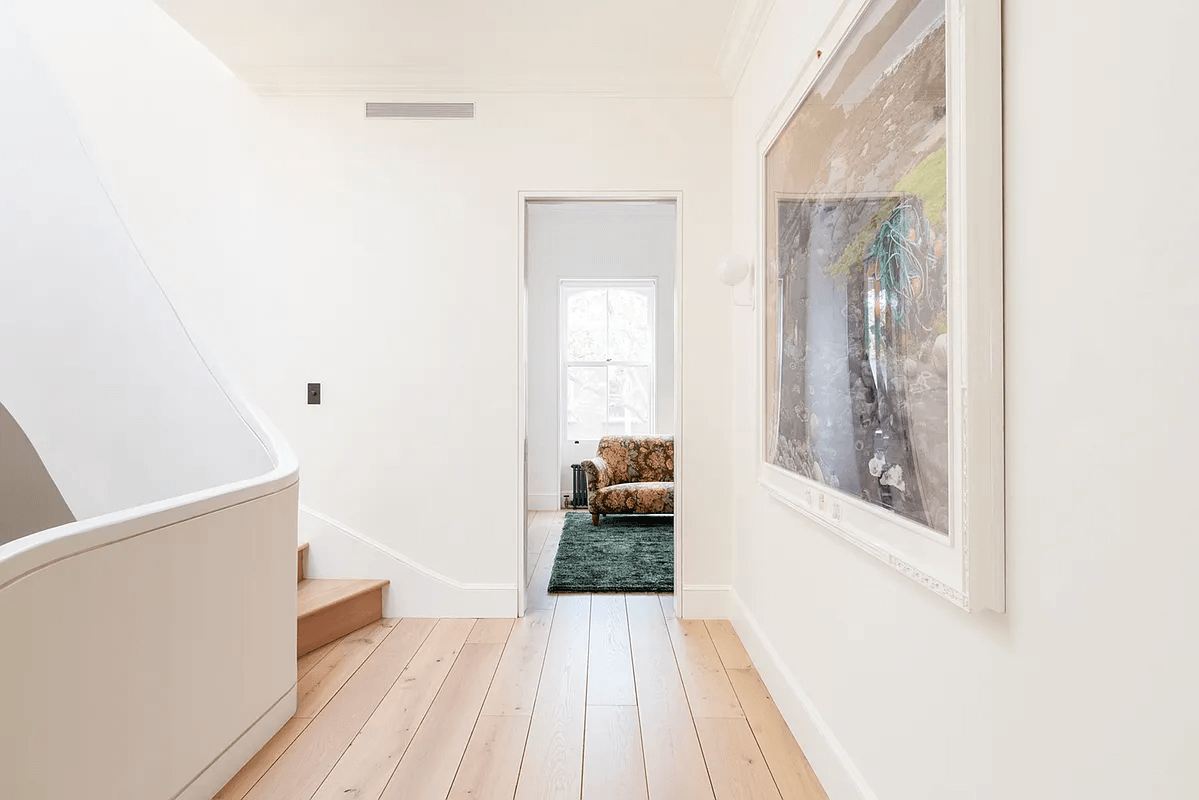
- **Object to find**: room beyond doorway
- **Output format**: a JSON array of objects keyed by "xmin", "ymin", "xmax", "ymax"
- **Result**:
[{"xmin": 517, "ymin": 195, "xmax": 682, "ymax": 616}]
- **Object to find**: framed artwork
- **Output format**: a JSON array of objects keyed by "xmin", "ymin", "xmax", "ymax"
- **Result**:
[{"xmin": 757, "ymin": 0, "xmax": 1004, "ymax": 610}]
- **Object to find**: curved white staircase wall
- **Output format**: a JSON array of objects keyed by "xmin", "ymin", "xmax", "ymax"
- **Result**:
[
  {"xmin": 0, "ymin": 10, "xmax": 299, "ymax": 800},
  {"xmin": 0, "ymin": 17, "xmax": 273, "ymax": 520}
]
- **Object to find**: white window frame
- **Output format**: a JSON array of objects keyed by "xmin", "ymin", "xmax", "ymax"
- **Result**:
[{"xmin": 559, "ymin": 278, "xmax": 658, "ymax": 445}]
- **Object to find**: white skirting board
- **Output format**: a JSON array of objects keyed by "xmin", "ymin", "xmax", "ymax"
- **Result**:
[
  {"xmin": 175, "ymin": 685, "xmax": 297, "ymax": 800},
  {"xmin": 728, "ymin": 590, "xmax": 877, "ymax": 800},
  {"xmin": 299, "ymin": 506, "xmax": 518, "ymax": 618},
  {"xmin": 680, "ymin": 584, "xmax": 732, "ymax": 618},
  {"xmin": 528, "ymin": 493, "xmax": 562, "ymax": 511}
]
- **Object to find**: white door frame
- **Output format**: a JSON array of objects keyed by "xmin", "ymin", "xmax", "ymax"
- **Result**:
[{"xmin": 517, "ymin": 190, "xmax": 685, "ymax": 617}]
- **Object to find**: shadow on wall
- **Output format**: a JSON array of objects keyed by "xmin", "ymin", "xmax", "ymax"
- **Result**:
[{"xmin": 0, "ymin": 401, "xmax": 74, "ymax": 545}]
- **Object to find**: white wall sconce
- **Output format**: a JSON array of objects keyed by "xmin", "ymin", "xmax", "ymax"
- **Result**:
[{"xmin": 717, "ymin": 254, "xmax": 754, "ymax": 308}]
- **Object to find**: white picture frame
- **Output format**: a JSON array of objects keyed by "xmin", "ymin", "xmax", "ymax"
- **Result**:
[{"xmin": 755, "ymin": 0, "xmax": 1005, "ymax": 611}]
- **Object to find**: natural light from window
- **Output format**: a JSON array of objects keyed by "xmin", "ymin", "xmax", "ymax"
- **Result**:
[{"xmin": 562, "ymin": 281, "xmax": 655, "ymax": 440}]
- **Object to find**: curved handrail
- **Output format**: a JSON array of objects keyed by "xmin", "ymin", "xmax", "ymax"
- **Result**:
[{"xmin": 0, "ymin": 399, "xmax": 298, "ymax": 591}]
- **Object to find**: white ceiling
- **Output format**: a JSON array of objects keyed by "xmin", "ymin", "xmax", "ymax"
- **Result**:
[{"xmin": 154, "ymin": 0, "xmax": 768, "ymax": 96}]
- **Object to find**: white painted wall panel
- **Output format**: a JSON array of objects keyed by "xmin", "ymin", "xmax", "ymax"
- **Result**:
[
  {"xmin": 729, "ymin": 1, "xmax": 1199, "ymax": 798},
  {"xmin": 250, "ymin": 93, "xmax": 733, "ymax": 594}
]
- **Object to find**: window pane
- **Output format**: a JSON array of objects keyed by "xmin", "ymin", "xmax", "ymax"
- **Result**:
[
  {"xmin": 566, "ymin": 290, "xmax": 607, "ymax": 361},
  {"xmin": 606, "ymin": 365, "xmax": 651, "ymax": 435},
  {"xmin": 607, "ymin": 289, "xmax": 651, "ymax": 362},
  {"xmin": 566, "ymin": 366, "xmax": 606, "ymax": 440}
]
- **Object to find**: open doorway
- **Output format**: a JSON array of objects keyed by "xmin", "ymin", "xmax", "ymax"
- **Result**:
[{"xmin": 517, "ymin": 195, "xmax": 682, "ymax": 616}]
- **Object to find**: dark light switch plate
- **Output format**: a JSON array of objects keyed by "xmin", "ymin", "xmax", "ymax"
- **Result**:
[{"xmin": 307, "ymin": 383, "xmax": 321, "ymax": 405}]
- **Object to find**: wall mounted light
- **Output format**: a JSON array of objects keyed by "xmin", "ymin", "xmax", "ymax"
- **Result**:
[{"xmin": 717, "ymin": 254, "xmax": 754, "ymax": 308}]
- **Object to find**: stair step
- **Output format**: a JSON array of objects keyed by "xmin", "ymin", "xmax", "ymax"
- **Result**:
[
  {"xmin": 297, "ymin": 578, "xmax": 389, "ymax": 657},
  {"xmin": 297, "ymin": 542, "xmax": 309, "ymax": 583}
]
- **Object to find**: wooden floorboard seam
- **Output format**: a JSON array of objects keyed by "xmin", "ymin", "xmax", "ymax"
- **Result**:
[
  {"xmin": 241, "ymin": 619, "xmax": 437, "ymax": 800},
  {"xmin": 241, "ymin": 620, "xmax": 402, "ymax": 797},
  {"xmin": 500, "ymin": 600, "xmax": 558, "ymax": 798},
  {"xmin": 441, "ymin": 623, "xmax": 517, "ymax": 800},
  {"xmin": 303, "ymin": 618, "xmax": 441, "ymax": 800},
  {"xmin": 369, "ymin": 621, "xmax": 476, "ymax": 800},
  {"xmin": 702, "ymin": 619, "xmax": 792, "ymax": 800},
  {"xmin": 216, "ymin": 716, "xmax": 314, "ymax": 800},
  {"xmin": 624, "ymin": 596, "xmax": 655, "ymax": 800},
  {"xmin": 503, "ymin": 714, "xmax": 538, "ymax": 800},
  {"xmin": 230, "ymin": 511, "xmax": 827, "ymax": 800},
  {"xmin": 579, "ymin": 593, "xmax": 594, "ymax": 798},
  {"xmin": 719, "ymin": 661, "xmax": 792, "ymax": 800},
  {"xmin": 733, "ymin": 706, "xmax": 790, "ymax": 800},
  {"xmin": 657, "ymin": 598, "xmax": 722, "ymax": 800}
]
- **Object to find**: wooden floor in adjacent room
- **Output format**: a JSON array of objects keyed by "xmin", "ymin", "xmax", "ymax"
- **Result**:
[{"xmin": 215, "ymin": 510, "xmax": 827, "ymax": 800}]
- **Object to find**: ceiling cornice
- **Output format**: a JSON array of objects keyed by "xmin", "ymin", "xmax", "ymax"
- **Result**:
[
  {"xmin": 238, "ymin": 65, "xmax": 730, "ymax": 100},
  {"xmin": 715, "ymin": 0, "xmax": 777, "ymax": 95}
]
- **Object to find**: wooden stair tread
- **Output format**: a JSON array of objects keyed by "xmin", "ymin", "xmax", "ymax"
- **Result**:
[{"xmin": 298, "ymin": 579, "xmax": 389, "ymax": 621}]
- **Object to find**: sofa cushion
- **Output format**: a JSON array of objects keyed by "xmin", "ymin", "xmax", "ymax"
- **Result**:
[
  {"xmin": 593, "ymin": 481, "xmax": 674, "ymax": 515},
  {"xmin": 627, "ymin": 437, "xmax": 674, "ymax": 482},
  {"xmin": 596, "ymin": 437, "xmax": 631, "ymax": 485}
]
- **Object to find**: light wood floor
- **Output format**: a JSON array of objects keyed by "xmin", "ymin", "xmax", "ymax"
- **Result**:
[{"xmin": 216, "ymin": 510, "xmax": 827, "ymax": 800}]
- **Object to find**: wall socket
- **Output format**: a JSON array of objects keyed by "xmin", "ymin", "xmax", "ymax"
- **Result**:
[{"xmin": 307, "ymin": 383, "xmax": 321, "ymax": 405}]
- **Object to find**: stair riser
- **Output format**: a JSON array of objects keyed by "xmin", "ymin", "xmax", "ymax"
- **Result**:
[{"xmin": 297, "ymin": 588, "xmax": 384, "ymax": 657}]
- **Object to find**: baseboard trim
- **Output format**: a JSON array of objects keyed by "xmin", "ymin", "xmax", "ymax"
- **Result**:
[
  {"xmin": 174, "ymin": 684, "xmax": 297, "ymax": 800},
  {"xmin": 528, "ymin": 493, "xmax": 562, "ymax": 511},
  {"xmin": 300, "ymin": 506, "xmax": 517, "ymax": 617},
  {"xmin": 681, "ymin": 584, "xmax": 732, "ymax": 618},
  {"xmin": 728, "ymin": 590, "xmax": 876, "ymax": 800}
]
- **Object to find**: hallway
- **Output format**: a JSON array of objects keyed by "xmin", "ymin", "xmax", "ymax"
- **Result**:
[{"xmin": 216, "ymin": 511, "xmax": 827, "ymax": 799}]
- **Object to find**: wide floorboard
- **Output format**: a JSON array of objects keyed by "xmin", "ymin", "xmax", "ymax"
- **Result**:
[{"xmin": 216, "ymin": 510, "xmax": 827, "ymax": 800}]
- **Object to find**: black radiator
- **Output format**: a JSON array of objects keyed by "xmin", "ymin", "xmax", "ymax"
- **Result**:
[{"xmin": 570, "ymin": 464, "xmax": 588, "ymax": 508}]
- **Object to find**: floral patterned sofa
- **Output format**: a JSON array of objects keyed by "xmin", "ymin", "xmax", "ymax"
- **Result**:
[{"xmin": 580, "ymin": 435, "xmax": 674, "ymax": 525}]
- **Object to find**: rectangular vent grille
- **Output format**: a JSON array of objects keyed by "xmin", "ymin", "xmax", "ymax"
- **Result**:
[{"xmin": 365, "ymin": 102, "xmax": 474, "ymax": 119}]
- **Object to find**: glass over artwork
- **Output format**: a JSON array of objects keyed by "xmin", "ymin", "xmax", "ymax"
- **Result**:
[{"xmin": 764, "ymin": 0, "xmax": 950, "ymax": 534}]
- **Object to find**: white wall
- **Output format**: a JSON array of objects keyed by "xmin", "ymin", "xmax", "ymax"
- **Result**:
[
  {"xmin": 4, "ymin": 0, "xmax": 735, "ymax": 616},
  {"xmin": 0, "ymin": 8, "xmax": 299, "ymax": 797},
  {"xmin": 0, "ymin": 2, "xmax": 273, "ymax": 522},
  {"xmin": 526, "ymin": 201, "xmax": 676, "ymax": 509},
  {"xmin": 0, "ymin": 0, "xmax": 296, "ymax": 421},
  {"xmin": 258, "ymin": 93, "xmax": 733, "ymax": 607},
  {"xmin": 729, "ymin": 1, "xmax": 1199, "ymax": 799}
]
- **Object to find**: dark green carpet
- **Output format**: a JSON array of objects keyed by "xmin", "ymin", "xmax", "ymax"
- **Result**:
[{"xmin": 548, "ymin": 512, "xmax": 674, "ymax": 593}]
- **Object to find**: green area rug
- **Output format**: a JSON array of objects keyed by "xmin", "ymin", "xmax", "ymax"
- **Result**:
[{"xmin": 548, "ymin": 512, "xmax": 674, "ymax": 593}]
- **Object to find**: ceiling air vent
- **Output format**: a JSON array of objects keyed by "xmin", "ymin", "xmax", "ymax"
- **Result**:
[{"xmin": 365, "ymin": 102, "xmax": 474, "ymax": 120}]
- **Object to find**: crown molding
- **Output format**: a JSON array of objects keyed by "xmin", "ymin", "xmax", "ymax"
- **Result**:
[
  {"xmin": 715, "ymin": 0, "xmax": 777, "ymax": 94},
  {"xmin": 236, "ymin": 64, "xmax": 729, "ymax": 99}
]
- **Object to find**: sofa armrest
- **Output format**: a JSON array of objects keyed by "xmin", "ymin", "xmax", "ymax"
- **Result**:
[{"xmin": 580, "ymin": 456, "xmax": 611, "ymax": 491}]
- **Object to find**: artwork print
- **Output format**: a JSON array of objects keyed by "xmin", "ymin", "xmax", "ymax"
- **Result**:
[{"xmin": 765, "ymin": 0, "xmax": 951, "ymax": 534}]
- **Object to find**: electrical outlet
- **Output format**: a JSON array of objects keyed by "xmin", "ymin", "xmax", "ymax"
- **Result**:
[{"xmin": 307, "ymin": 382, "xmax": 321, "ymax": 405}]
